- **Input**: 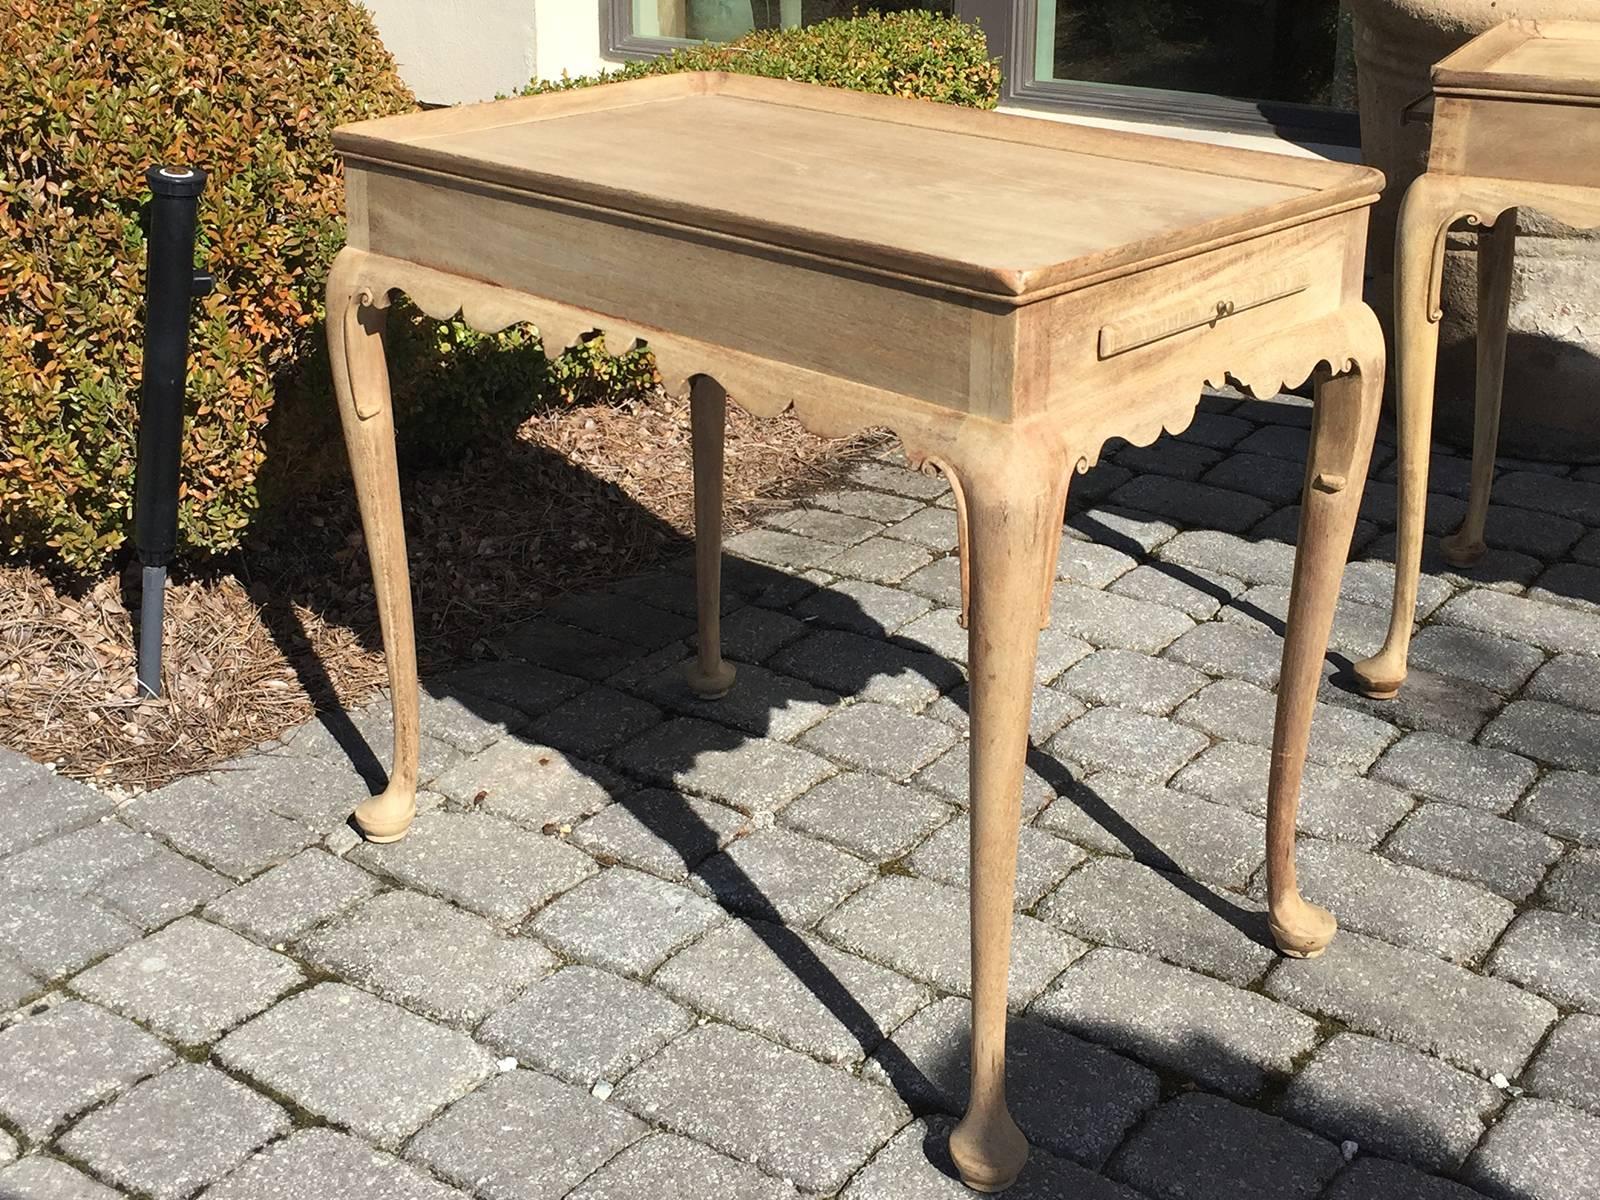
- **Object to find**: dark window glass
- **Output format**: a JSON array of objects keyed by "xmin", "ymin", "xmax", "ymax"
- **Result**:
[{"xmin": 1039, "ymin": 0, "xmax": 1351, "ymax": 110}]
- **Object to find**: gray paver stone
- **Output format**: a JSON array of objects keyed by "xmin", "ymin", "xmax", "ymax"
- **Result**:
[
  {"xmin": 1279, "ymin": 1033, "xmax": 1501, "ymax": 1171},
  {"xmin": 1267, "ymin": 930, "xmax": 1556, "ymax": 1076},
  {"xmin": 71, "ymin": 917, "xmax": 301, "ymax": 1044},
  {"xmin": 530, "ymin": 866, "xmax": 722, "ymax": 977},
  {"xmin": 1372, "ymin": 732, "xmax": 1537, "ymax": 814},
  {"xmin": 635, "ymin": 660, "xmax": 836, "ymax": 742},
  {"xmin": 1320, "ymin": 1158, "xmax": 1492, "ymax": 1200},
  {"xmin": 1487, "ymin": 909, "xmax": 1600, "ymax": 1012},
  {"xmin": 850, "ymin": 460, "xmax": 950, "ymax": 499},
  {"xmin": 1407, "ymin": 624, "xmax": 1546, "ymax": 695},
  {"xmin": 770, "ymin": 629, "xmax": 962, "ymax": 709},
  {"xmin": 1048, "ymin": 705, "xmax": 1208, "ymax": 781},
  {"xmin": 1055, "ymin": 539, "xmax": 1138, "ymax": 588},
  {"xmin": 121, "ymin": 778, "xmax": 318, "ymax": 880},
  {"xmin": 0, "ymin": 821, "xmax": 159, "ymax": 895},
  {"xmin": 1172, "ymin": 741, "xmax": 1413, "ymax": 848},
  {"xmin": 201, "ymin": 1128, "xmax": 469, "ymax": 1200},
  {"xmin": 1157, "ymin": 528, "xmax": 1297, "ymax": 588},
  {"xmin": 437, "ymin": 660, "xmax": 588, "ymax": 720},
  {"xmin": 1482, "ymin": 701, "xmax": 1600, "ymax": 772},
  {"xmin": 1037, "ymin": 771, "xmax": 1266, "ymax": 889},
  {"xmin": 1055, "ymin": 648, "xmax": 1207, "ymax": 715},
  {"xmin": 1030, "ymin": 948, "xmax": 1319, "ymax": 1099},
  {"xmin": 819, "ymin": 875, "xmax": 1085, "ymax": 1004},
  {"xmin": 567, "ymin": 1133, "xmax": 800, "ymax": 1200},
  {"xmin": 0, "ymin": 956, "xmax": 35, "ymax": 1009},
  {"xmin": 1200, "ymin": 450, "xmax": 1305, "ymax": 502},
  {"xmin": 0, "ymin": 752, "xmax": 115, "ymax": 858},
  {"xmin": 431, "ymin": 740, "xmax": 616, "ymax": 829},
  {"xmin": 842, "ymin": 1117, "xmax": 1144, "ymax": 1200},
  {"xmin": 1382, "ymin": 803, "xmax": 1562, "ymax": 901},
  {"xmin": 546, "ymin": 592, "xmax": 694, "ymax": 651},
  {"xmin": 0, "ymin": 1158, "xmax": 123, "ymax": 1199},
  {"xmin": 526, "ymin": 687, "xmax": 662, "ymax": 758},
  {"xmin": 1525, "ymin": 653, "xmax": 1600, "ymax": 712},
  {"xmin": 1108, "ymin": 474, "xmax": 1275, "ymax": 532},
  {"xmin": 408, "ymin": 1069, "xmax": 644, "ymax": 1200},
  {"xmin": 1319, "ymin": 665, "xmax": 1502, "ymax": 745},
  {"xmin": 301, "ymin": 890, "xmax": 556, "ymax": 1027},
  {"xmin": 1038, "ymin": 856, "xmax": 1276, "ymax": 985},
  {"xmin": 477, "ymin": 965, "xmax": 692, "ymax": 1086},
  {"xmin": 191, "ymin": 750, "xmax": 376, "ymax": 828},
  {"xmin": 216, "ymin": 982, "xmax": 495, "ymax": 1149},
  {"xmin": 793, "ymin": 576, "xmax": 933, "ymax": 635},
  {"xmin": 614, "ymin": 717, "xmax": 837, "ymax": 811},
  {"xmin": 765, "ymin": 505, "xmax": 886, "ymax": 546},
  {"xmin": 866, "ymin": 996, "xmax": 1158, "ymax": 1168},
  {"xmin": 1223, "ymin": 584, "xmax": 1390, "ymax": 658},
  {"xmin": 0, "ymin": 889, "xmax": 141, "ymax": 979},
  {"xmin": 349, "ymin": 811, "xmax": 596, "ymax": 924},
  {"xmin": 781, "ymin": 773, "xmax": 954, "ymax": 862},
  {"xmin": 1465, "ymin": 1098, "xmax": 1600, "ymax": 1200},
  {"xmin": 58, "ymin": 1064, "xmax": 288, "ymax": 1200},
  {"xmin": 811, "ymin": 487, "xmax": 923, "ymax": 523},
  {"xmin": 692, "ymin": 827, "xmax": 875, "ymax": 927},
  {"xmin": 654, "ymin": 917, "xmax": 927, "ymax": 1065},
  {"xmin": 1161, "ymin": 618, "xmax": 1285, "ymax": 688},
  {"xmin": 911, "ymin": 744, "xmax": 1060, "ymax": 817},
  {"xmin": 90, "ymin": 848, "xmax": 232, "ymax": 929},
  {"xmin": 494, "ymin": 618, "xmax": 641, "ymax": 681},
  {"xmin": 1107, "ymin": 561, "xmax": 1241, "ymax": 621},
  {"xmin": 201, "ymin": 847, "xmax": 381, "ymax": 944},
  {"xmin": 822, "ymin": 536, "xmax": 935, "ymax": 584},
  {"xmin": 1109, "ymin": 1092, "xmax": 1343, "ymax": 1200},
  {"xmin": 722, "ymin": 527, "xmax": 839, "ymax": 571},
  {"xmin": 1545, "ymin": 847, "xmax": 1600, "ymax": 921},
  {"xmin": 715, "ymin": 604, "xmax": 807, "ymax": 662},
  {"xmin": 1177, "ymin": 679, "xmax": 1398, "ymax": 770},
  {"xmin": 799, "ymin": 702, "xmax": 959, "ymax": 780},
  {"xmin": 1524, "ymin": 1013, "xmax": 1600, "ymax": 1115},
  {"xmin": 1262, "ymin": 837, "xmax": 1513, "ymax": 963},
  {"xmin": 612, "ymin": 1022, "xmax": 909, "ymax": 1194},
  {"xmin": 908, "ymin": 821, "xmax": 1085, "ymax": 909},
  {"xmin": 1047, "ymin": 583, "xmax": 1195, "ymax": 653},
  {"xmin": 0, "ymin": 999, "xmax": 174, "ymax": 1140},
  {"xmin": 1438, "ymin": 589, "xmax": 1600, "ymax": 655},
  {"xmin": 1516, "ymin": 771, "xmax": 1600, "ymax": 847},
  {"xmin": 569, "ymin": 788, "xmax": 750, "ymax": 881}
]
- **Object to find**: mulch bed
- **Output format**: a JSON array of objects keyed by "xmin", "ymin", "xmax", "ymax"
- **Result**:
[{"xmin": 0, "ymin": 390, "xmax": 881, "ymax": 792}]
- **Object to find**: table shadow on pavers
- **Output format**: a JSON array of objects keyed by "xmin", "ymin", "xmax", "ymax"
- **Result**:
[
  {"xmin": 239, "ymin": 441, "xmax": 1600, "ymax": 1197},
  {"xmin": 266, "ymin": 550, "xmax": 1330, "ymax": 1184}
]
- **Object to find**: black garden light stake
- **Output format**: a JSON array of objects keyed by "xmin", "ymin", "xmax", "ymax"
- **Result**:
[{"xmin": 134, "ymin": 165, "xmax": 212, "ymax": 698}]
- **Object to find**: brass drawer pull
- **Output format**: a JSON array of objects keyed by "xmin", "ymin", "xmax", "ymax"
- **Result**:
[{"xmin": 1097, "ymin": 274, "xmax": 1307, "ymax": 359}]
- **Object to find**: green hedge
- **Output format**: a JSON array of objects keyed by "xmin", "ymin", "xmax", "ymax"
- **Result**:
[{"xmin": 527, "ymin": 10, "xmax": 1000, "ymax": 108}]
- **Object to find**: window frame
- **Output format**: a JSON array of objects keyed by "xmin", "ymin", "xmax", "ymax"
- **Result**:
[{"xmin": 602, "ymin": 0, "xmax": 1358, "ymax": 145}]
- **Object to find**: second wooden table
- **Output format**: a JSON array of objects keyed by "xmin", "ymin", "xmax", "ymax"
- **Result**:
[{"xmin": 328, "ymin": 74, "xmax": 1385, "ymax": 1192}]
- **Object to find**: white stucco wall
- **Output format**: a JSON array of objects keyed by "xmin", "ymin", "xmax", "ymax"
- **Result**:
[{"xmin": 360, "ymin": 0, "xmax": 612, "ymax": 106}]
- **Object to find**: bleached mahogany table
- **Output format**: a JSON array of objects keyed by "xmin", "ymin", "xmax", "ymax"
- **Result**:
[
  {"xmin": 1356, "ymin": 20, "xmax": 1600, "ymax": 699},
  {"xmin": 327, "ymin": 74, "xmax": 1383, "ymax": 1192}
]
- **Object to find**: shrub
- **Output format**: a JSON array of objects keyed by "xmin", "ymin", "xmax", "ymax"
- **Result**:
[
  {"xmin": 526, "ymin": 9, "xmax": 1001, "ymax": 109},
  {"xmin": 0, "ymin": 0, "xmax": 413, "ymax": 570},
  {"xmin": 0, "ymin": 3, "xmax": 995, "ymax": 575}
]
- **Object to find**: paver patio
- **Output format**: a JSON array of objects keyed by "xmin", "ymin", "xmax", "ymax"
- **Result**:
[{"xmin": 3, "ymin": 389, "xmax": 1599, "ymax": 1199}]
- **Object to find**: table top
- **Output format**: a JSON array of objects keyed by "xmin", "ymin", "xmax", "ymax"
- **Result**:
[
  {"xmin": 1435, "ymin": 19, "xmax": 1600, "ymax": 103},
  {"xmin": 335, "ymin": 73, "xmax": 1380, "ymax": 302}
]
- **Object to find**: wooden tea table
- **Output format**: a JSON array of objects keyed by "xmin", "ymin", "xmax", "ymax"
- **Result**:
[
  {"xmin": 1355, "ymin": 19, "xmax": 1600, "ymax": 699},
  {"xmin": 327, "ymin": 74, "xmax": 1384, "ymax": 1192}
]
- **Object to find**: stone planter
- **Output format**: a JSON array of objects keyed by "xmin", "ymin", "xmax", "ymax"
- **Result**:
[{"xmin": 1347, "ymin": 0, "xmax": 1600, "ymax": 458}]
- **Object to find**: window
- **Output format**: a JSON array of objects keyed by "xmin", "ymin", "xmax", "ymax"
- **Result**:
[
  {"xmin": 625, "ymin": 1, "xmax": 951, "ymax": 44},
  {"xmin": 604, "ymin": 0, "xmax": 1357, "ymax": 143}
]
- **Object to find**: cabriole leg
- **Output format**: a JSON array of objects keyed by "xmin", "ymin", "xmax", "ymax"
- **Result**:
[
  {"xmin": 685, "ymin": 374, "xmax": 737, "ymax": 699},
  {"xmin": 1268, "ymin": 343, "xmax": 1383, "ymax": 958},
  {"xmin": 1441, "ymin": 211, "xmax": 1516, "ymax": 567},
  {"xmin": 947, "ymin": 442, "xmax": 1061, "ymax": 1193},
  {"xmin": 1353, "ymin": 176, "xmax": 1459, "ymax": 700},
  {"xmin": 328, "ymin": 250, "xmax": 419, "ymax": 843}
]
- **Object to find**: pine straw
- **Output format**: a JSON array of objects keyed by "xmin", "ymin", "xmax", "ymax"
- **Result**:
[{"xmin": 0, "ymin": 390, "xmax": 884, "ymax": 791}]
